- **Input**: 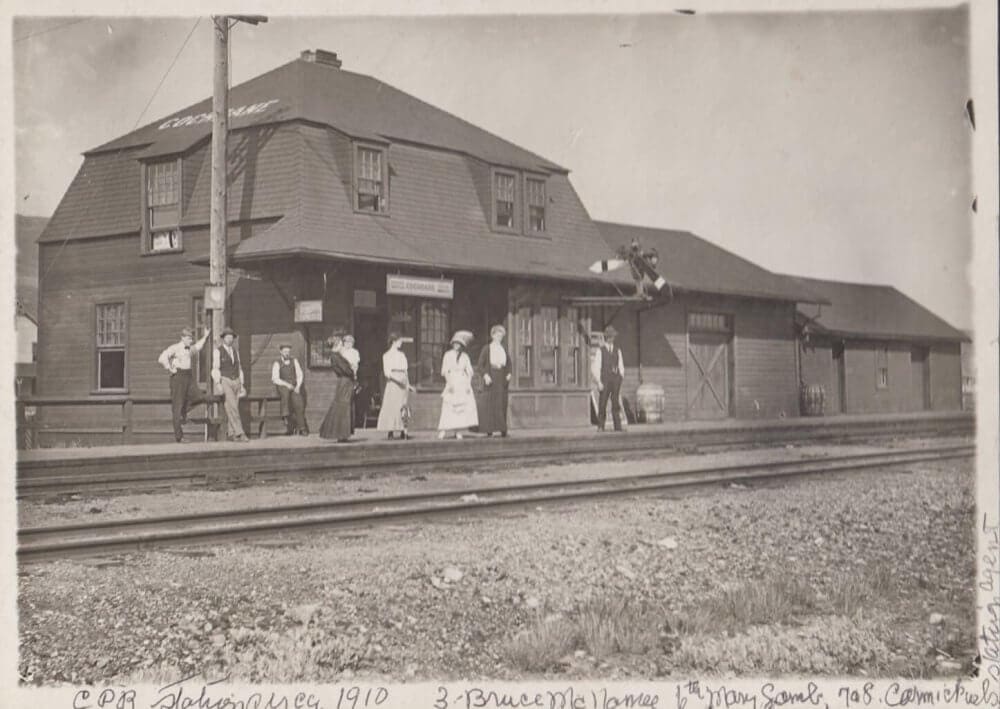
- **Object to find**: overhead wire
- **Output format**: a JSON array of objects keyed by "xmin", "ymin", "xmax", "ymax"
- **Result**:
[
  {"xmin": 39, "ymin": 18, "xmax": 202, "ymax": 286},
  {"xmin": 14, "ymin": 18, "xmax": 91, "ymax": 43}
]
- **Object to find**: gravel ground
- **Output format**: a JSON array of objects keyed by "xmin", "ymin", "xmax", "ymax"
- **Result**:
[
  {"xmin": 19, "ymin": 435, "xmax": 968, "ymax": 527},
  {"xmin": 18, "ymin": 447, "xmax": 976, "ymax": 684}
]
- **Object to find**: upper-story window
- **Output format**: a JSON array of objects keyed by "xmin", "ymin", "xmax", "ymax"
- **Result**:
[
  {"xmin": 526, "ymin": 177, "xmax": 546, "ymax": 233},
  {"xmin": 494, "ymin": 171, "xmax": 516, "ymax": 229},
  {"xmin": 355, "ymin": 145, "xmax": 388, "ymax": 213},
  {"xmin": 145, "ymin": 159, "xmax": 182, "ymax": 253}
]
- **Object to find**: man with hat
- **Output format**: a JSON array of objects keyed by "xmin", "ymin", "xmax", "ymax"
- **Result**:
[
  {"xmin": 212, "ymin": 326, "xmax": 249, "ymax": 442},
  {"xmin": 158, "ymin": 326, "xmax": 212, "ymax": 442},
  {"xmin": 271, "ymin": 343, "xmax": 308, "ymax": 435},
  {"xmin": 592, "ymin": 324, "xmax": 626, "ymax": 432}
]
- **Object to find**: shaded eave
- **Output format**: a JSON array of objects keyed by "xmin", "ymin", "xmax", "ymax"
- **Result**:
[
  {"xmin": 193, "ymin": 246, "xmax": 615, "ymax": 289},
  {"xmin": 195, "ymin": 244, "xmax": 829, "ymax": 304}
]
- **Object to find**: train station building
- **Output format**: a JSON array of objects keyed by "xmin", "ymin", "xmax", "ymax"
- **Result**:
[
  {"xmin": 793, "ymin": 277, "xmax": 968, "ymax": 415},
  {"xmin": 33, "ymin": 50, "xmax": 966, "ymax": 441}
]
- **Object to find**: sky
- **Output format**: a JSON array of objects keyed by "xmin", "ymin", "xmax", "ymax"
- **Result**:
[{"xmin": 12, "ymin": 5, "xmax": 975, "ymax": 330}]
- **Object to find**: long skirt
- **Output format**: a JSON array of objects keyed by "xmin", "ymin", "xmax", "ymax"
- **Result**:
[
  {"xmin": 476, "ymin": 375, "xmax": 508, "ymax": 434},
  {"xmin": 377, "ymin": 380, "xmax": 409, "ymax": 431},
  {"xmin": 319, "ymin": 378, "xmax": 354, "ymax": 441},
  {"xmin": 438, "ymin": 385, "xmax": 478, "ymax": 430}
]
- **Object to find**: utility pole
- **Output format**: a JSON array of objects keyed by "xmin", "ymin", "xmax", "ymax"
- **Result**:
[
  {"xmin": 208, "ymin": 14, "xmax": 266, "ymax": 406},
  {"xmin": 209, "ymin": 15, "xmax": 229, "ymax": 355}
]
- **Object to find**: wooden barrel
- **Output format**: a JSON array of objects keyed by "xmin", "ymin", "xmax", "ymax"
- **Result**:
[
  {"xmin": 635, "ymin": 383, "xmax": 665, "ymax": 423},
  {"xmin": 800, "ymin": 384, "xmax": 825, "ymax": 416}
]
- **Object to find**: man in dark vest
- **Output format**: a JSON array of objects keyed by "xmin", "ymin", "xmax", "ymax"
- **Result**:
[
  {"xmin": 592, "ymin": 325, "xmax": 625, "ymax": 432},
  {"xmin": 211, "ymin": 327, "xmax": 249, "ymax": 442},
  {"xmin": 271, "ymin": 343, "xmax": 309, "ymax": 435}
]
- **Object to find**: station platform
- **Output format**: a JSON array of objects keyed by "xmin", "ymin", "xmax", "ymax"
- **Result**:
[{"xmin": 17, "ymin": 411, "xmax": 974, "ymax": 467}]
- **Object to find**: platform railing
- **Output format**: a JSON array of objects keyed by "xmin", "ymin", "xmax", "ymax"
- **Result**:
[{"xmin": 15, "ymin": 394, "xmax": 281, "ymax": 449}]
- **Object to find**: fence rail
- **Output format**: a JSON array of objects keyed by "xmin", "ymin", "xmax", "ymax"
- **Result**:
[{"xmin": 16, "ymin": 394, "xmax": 281, "ymax": 449}]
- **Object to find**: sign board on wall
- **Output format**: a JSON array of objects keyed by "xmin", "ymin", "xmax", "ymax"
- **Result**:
[
  {"xmin": 294, "ymin": 300, "xmax": 324, "ymax": 323},
  {"xmin": 386, "ymin": 274, "xmax": 454, "ymax": 300}
]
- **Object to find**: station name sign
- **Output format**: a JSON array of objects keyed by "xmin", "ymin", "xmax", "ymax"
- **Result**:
[
  {"xmin": 386, "ymin": 274, "xmax": 454, "ymax": 300},
  {"xmin": 158, "ymin": 99, "xmax": 280, "ymax": 130}
]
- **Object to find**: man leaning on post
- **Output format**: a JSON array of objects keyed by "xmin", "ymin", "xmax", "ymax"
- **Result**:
[
  {"xmin": 212, "ymin": 326, "xmax": 250, "ymax": 442},
  {"xmin": 158, "ymin": 326, "xmax": 211, "ymax": 442}
]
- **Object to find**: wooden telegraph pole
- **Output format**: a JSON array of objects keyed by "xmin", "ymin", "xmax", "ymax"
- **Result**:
[
  {"xmin": 208, "ymin": 15, "xmax": 266, "ymax": 409},
  {"xmin": 209, "ymin": 15, "xmax": 229, "ymax": 350}
]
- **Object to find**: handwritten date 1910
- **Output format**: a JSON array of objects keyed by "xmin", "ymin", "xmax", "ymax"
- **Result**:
[{"xmin": 335, "ymin": 686, "xmax": 389, "ymax": 709}]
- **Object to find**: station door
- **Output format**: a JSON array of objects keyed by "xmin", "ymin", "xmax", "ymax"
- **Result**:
[
  {"xmin": 910, "ymin": 346, "xmax": 930, "ymax": 410},
  {"xmin": 686, "ymin": 312, "xmax": 733, "ymax": 419}
]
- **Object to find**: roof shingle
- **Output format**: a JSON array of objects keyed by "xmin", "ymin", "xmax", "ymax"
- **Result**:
[
  {"xmin": 595, "ymin": 221, "xmax": 826, "ymax": 303},
  {"xmin": 789, "ymin": 275, "xmax": 967, "ymax": 342}
]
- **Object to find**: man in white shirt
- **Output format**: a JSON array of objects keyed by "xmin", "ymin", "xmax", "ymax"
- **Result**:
[
  {"xmin": 158, "ymin": 326, "xmax": 211, "ymax": 442},
  {"xmin": 591, "ymin": 325, "xmax": 626, "ymax": 432},
  {"xmin": 212, "ymin": 327, "xmax": 249, "ymax": 442},
  {"xmin": 271, "ymin": 343, "xmax": 308, "ymax": 435}
]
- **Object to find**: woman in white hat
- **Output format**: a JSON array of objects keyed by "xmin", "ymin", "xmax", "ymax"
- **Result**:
[{"xmin": 437, "ymin": 330, "xmax": 478, "ymax": 439}]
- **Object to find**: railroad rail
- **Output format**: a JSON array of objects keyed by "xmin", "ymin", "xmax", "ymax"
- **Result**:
[
  {"xmin": 18, "ymin": 443, "xmax": 974, "ymax": 562},
  {"xmin": 16, "ymin": 411, "xmax": 973, "ymax": 499}
]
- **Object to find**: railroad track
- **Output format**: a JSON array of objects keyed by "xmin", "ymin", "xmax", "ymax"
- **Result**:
[
  {"xmin": 16, "ymin": 414, "xmax": 974, "ymax": 499},
  {"xmin": 18, "ymin": 443, "xmax": 974, "ymax": 563}
]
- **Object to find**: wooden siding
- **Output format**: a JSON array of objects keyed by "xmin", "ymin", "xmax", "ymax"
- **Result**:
[
  {"xmin": 608, "ymin": 295, "xmax": 798, "ymax": 421},
  {"xmin": 798, "ymin": 339, "xmax": 841, "ymax": 415},
  {"xmin": 40, "ymin": 149, "xmax": 143, "ymax": 242},
  {"xmin": 929, "ymin": 342, "xmax": 962, "ymax": 410},
  {"xmin": 731, "ymin": 299, "xmax": 798, "ymax": 418},
  {"xmin": 183, "ymin": 125, "xmax": 299, "ymax": 225},
  {"xmin": 800, "ymin": 337, "xmax": 961, "ymax": 415}
]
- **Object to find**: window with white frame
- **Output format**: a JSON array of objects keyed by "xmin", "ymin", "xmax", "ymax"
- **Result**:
[
  {"xmin": 96, "ymin": 302, "xmax": 127, "ymax": 390},
  {"xmin": 356, "ymin": 146, "xmax": 387, "ymax": 213},
  {"xmin": 526, "ymin": 177, "xmax": 546, "ymax": 233},
  {"xmin": 145, "ymin": 159, "xmax": 182, "ymax": 253},
  {"xmin": 495, "ymin": 172, "xmax": 516, "ymax": 229}
]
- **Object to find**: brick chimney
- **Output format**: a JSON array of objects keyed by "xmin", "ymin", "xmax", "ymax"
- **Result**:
[{"xmin": 301, "ymin": 49, "xmax": 342, "ymax": 68}]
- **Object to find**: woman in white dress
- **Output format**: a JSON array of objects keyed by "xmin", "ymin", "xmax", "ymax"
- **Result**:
[
  {"xmin": 437, "ymin": 330, "xmax": 478, "ymax": 439},
  {"xmin": 377, "ymin": 332, "xmax": 413, "ymax": 440}
]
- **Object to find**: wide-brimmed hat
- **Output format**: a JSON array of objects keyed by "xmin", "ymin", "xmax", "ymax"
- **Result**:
[
  {"xmin": 603, "ymin": 325, "xmax": 618, "ymax": 339},
  {"xmin": 277, "ymin": 343, "xmax": 292, "ymax": 350},
  {"xmin": 450, "ymin": 330, "xmax": 474, "ymax": 348},
  {"xmin": 490, "ymin": 324, "xmax": 507, "ymax": 338},
  {"xmin": 220, "ymin": 326, "xmax": 236, "ymax": 338}
]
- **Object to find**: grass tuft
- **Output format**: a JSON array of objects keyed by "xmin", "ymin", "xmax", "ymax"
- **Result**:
[{"xmin": 502, "ymin": 616, "xmax": 579, "ymax": 673}]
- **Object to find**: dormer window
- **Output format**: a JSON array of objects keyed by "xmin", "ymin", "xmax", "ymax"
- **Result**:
[
  {"xmin": 144, "ymin": 158, "xmax": 182, "ymax": 253},
  {"xmin": 355, "ymin": 145, "xmax": 388, "ymax": 213},
  {"xmin": 526, "ymin": 177, "xmax": 546, "ymax": 233},
  {"xmin": 494, "ymin": 171, "xmax": 516, "ymax": 229}
]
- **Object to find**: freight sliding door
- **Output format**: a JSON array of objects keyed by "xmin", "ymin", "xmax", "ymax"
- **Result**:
[{"xmin": 686, "ymin": 312, "xmax": 733, "ymax": 419}]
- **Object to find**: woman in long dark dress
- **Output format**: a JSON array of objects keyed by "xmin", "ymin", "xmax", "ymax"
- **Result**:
[
  {"xmin": 476, "ymin": 324, "xmax": 512, "ymax": 437},
  {"xmin": 319, "ymin": 334, "xmax": 356, "ymax": 442}
]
